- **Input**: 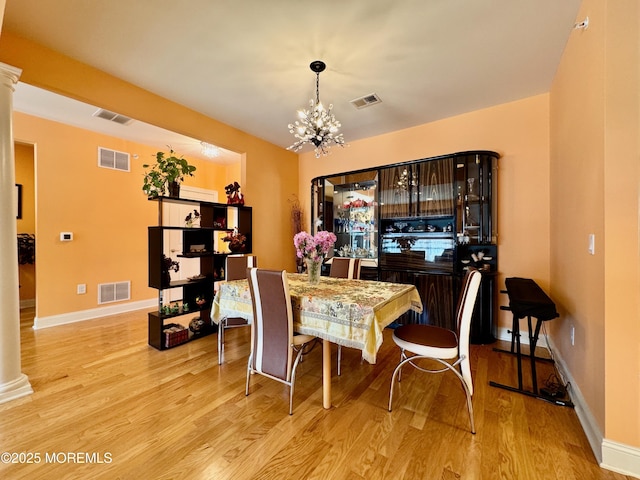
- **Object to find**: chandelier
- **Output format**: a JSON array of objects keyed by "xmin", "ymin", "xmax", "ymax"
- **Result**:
[{"xmin": 287, "ymin": 60, "xmax": 345, "ymax": 158}]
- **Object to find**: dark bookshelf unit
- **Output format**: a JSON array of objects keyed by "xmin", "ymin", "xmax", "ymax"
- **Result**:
[{"xmin": 147, "ymin": 196, "xmax": 252, "ymax": 350}]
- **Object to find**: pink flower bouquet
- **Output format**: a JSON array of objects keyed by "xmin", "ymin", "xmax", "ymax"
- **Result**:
[{"xmin": 293, "ymin": 230, "xmax": 337, "ymax": 262}]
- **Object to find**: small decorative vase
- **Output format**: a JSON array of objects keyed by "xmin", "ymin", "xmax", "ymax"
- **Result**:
[
  {"xmin": 229, "ymin": 243, "xmax": 245, "ymax": 253},
  {"xmin": 168, "ymin": 181, "xmax": 180, "ymax": 198},
  {"xmin": 305, "ymin": 258, "xmax": 322, "ymax": 285}
]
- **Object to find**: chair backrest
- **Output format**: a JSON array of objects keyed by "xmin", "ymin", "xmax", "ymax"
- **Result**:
[
  {"xmin": 329, "ymin": 257, "xmax": 361, "ymax": 280},
  {"xmin": 247, "ymin": 268, "xmax": 295, "ymax": 382},
  {"xmin": 226, "ymin": 255, "xmax": 257, "ymax": 281},
  {"xmin": 455, "ymin": 268, "xmax": 482, "ymax": 393}
]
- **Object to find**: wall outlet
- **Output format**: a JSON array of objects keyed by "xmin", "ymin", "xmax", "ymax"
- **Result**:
[
  {"xmin": 570, "ymin": 324, "xmax": 575, "ymax": 346},
  {"xmin": 77, "ymin": 284, "xmax": 86, "ymax": 295}
]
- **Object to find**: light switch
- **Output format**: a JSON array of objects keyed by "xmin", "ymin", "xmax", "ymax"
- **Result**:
[
  {"xmin": 60, "ymin": 232, "xmax": 73, "ymax": 242},
  {"xmin": 588, "ymin": 234, "xmax": 595, "ymax": 255}
]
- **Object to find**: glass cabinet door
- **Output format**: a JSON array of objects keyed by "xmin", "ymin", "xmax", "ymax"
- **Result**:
[
  {"xmin": 455, "ymin": 152, "xmax": 497, "ymax": 245},
  {"xmin": 313, "ymin": 171, "xmax": 378, "ymax": 260},
  {"xmin": 379, "ymin": 165, "xmax": 412, "ymax": 218},
  {"xmin": 379, "ymin": 158, "xmax": 454, "ymax": 219},
  {"xmin": 415, "ymin": 158, "xmax": 455, "ymax": 217}
]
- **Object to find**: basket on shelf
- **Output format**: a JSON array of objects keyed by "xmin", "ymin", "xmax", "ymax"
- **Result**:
[{"xmin": 163, "ymin": 323, "xmax": 189, "ymax": 348}]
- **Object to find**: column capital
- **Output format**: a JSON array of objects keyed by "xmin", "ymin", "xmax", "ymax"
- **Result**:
[{"xmin": 0, "ymin": 62, "xmax": 22, "ymax": 85}]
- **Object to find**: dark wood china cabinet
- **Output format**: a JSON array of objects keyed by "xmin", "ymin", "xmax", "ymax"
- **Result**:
[{"xmin": 311, "ymin": 150, "xmax": 499, "ymax": 343}]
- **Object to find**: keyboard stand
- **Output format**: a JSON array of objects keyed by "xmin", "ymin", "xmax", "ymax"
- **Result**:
[{"xmin": 489, "ymin": 279, "xmax": 574, "ymax": 408}]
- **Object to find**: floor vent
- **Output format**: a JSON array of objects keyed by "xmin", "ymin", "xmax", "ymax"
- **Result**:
[
  {"xmin": 98, "ymin": 281, "xmax": 131, "ymax": 305},
  {"xmin": 93, "ymin": 108, "xmax": 134, "ymax": 125},
  {"xmin": 350, "ymin": 93, "xmax": 382, "ymax": 109},
  {"xmin": 98, "ymin": 147, "xmax": 130, "ymax": 172}
]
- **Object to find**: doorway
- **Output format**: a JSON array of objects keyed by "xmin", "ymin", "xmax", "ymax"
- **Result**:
[{"xmin": 15, "ymin": 142, "xmax": 36, "ymax": 325}]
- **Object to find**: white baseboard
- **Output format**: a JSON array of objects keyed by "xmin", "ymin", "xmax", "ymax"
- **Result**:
[
  {"xmin": 33, "ymin": 298, "xmax": 156, "ymax": 329},
  {"xmin": 546, "ymin": 336, "xmax": 640, "ymax": 479},
  {"xmin": 602, "ymin": 440, "xmax": 640, "ymax": 479}
]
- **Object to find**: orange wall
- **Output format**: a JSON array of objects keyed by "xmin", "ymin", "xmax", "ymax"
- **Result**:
[
  {"xmin": 299, "ymin": 94, "xmax": 552, "ymax": 334},
  {"xmin": 15, "ymin": 142, "xmax": 35, "ymax": 302},
  {"xmin": 550, "ymin": 0, "xmax": 639, "ymax": 447},
  {"xmin": 13, "ymin": 112, "xmax": 231, "ymax": 317},
  {"xmin": 0, "ymin": 30, "xmax": 299, "ymax": 281}
]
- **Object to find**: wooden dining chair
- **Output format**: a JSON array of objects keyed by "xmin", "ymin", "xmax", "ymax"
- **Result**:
[
  {"xmin": 329, "ymin": 257, "xmax": 362, "ymax": 281},
  {"xmin": 388, "ymin": 268, "xmax": 482, "ymax": 433},
  {"xmin": 245, "ymin": 268, "xmax": 316, "ymax": 414},
  {"xmin": 217, "ymin": 254, "xmax": 256, "ymax": 364},
  {"xmin": 329, "ymin": 257, "xmax": 362, "ymax": 375}
]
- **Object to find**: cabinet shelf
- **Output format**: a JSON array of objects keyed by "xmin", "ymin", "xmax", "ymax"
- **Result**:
[
  {"xmin": 148, "ymin": 310, "xmax": 215, "ymax": 350},
  {"xmin": 151, "ymin": 226, "xmax": 230, "ymax": 233},
  {"xmin": 149, "ymin": 306, "xmax": 209, "ymax": 321},
  {"xmin": 382, "ymin": 231, "xmax": 455, "ymax": 238},
  {"xmin": 381, "ymin": 214, "xmax": 454, "ymax": 221},
  {"xmin": 159, "ymin": 277, "xmax": 213, "ymax": 289},
  {"xmin": 335, "ymin": 230, "xmax": 376, "ymax": 235},
  {"xmin": 177, "ymin": 252, "xmax": 215, "ymax": 258}
]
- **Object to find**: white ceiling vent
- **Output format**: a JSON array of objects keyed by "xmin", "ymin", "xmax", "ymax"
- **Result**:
[
  {"xmin": 350, "ymin": 93, "xmax": 382, "ymax": 109},
  {"xmin": 98, "ymin": 281, "xmax": 131, "ymax": 305},
  {"xmin": 92, "ymin": 108, "xmax": 134, "ymax": 125},
  {"xmin": 98, "ymin": 147, "xmax": 130, "ymax": 172}
]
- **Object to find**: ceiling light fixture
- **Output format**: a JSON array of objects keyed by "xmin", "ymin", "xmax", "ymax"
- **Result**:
[
  {"xmin": 200, "ymin": 141, "xmax": 220, "ymax": 158},
  {"xmin": 287, "ymin": 60, "xmax": 345, "ymax": 158}
]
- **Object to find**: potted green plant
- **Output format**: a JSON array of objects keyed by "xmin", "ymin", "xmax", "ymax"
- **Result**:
[{"xmin": 142, "ymin": 146, "xmax": 196, "ymax": 198}]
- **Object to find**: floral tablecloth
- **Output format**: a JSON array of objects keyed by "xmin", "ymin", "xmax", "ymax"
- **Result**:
[{"xmin": 211, "ymin": 273, "xmax": 423, "ymax": 363}]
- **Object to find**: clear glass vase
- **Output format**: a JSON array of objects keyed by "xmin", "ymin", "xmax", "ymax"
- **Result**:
[{"xmin": 305, "ymin": 258, "xmax": 322, "ymax": 284}]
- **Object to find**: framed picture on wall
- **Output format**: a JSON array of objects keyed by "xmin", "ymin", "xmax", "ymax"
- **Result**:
[{"xmin": 16, "ymin": 184, "xmax": 22, "ymax": 219}]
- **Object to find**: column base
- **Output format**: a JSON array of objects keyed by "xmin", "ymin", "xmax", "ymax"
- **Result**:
[{"xmin": 0, "ymin": 373, "xmax": 33, "ymax": 405}]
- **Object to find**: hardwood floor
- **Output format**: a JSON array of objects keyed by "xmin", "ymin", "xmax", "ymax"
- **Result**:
[{"xmin": 0, "ymin": 307, "xmax": 631, "ymax": 480}]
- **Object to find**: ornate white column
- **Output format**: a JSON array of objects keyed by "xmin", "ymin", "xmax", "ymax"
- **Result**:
[{"xmin": 0, "ymin": 62, "xmax": 32, "ymax": 403}]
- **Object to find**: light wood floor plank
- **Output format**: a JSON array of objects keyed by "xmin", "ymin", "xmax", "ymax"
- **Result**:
[{"xmin": 0, "ymin": 307, "xmax": 632, "ymax": 480}]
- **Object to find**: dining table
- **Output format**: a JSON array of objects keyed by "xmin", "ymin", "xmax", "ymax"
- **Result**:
[{"xmin": 211, "ymin": 273, "xmax": 423, "ymax": 409}]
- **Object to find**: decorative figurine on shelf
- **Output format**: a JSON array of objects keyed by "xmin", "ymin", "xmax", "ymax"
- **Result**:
[
  {"xmin": 184, "ymin": 209, "xmax": 200, "ymax": 228},
  {"xmin": 189, "ymin": 316, "xmax": 205, "ymax": 335},
  {"xmin": 195, "ymin": 296, "xmax": 207, "ymax": 308},
  {"xmin": 161, "ymin": 254, "xmax": 180, "ymax": 286},
  {"xmin": 225, "ymin": 181, "xmax": 245, "ymax": 205},
  {"xmin": 222, "ymin": 227, "xmax": 247, "ymax": 253},
  {"xmin": 395, "ymin": 237, "xmax": 416, "ymax": 252}
]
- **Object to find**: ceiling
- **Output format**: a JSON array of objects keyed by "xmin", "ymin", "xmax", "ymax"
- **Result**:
[
  {"xmin": 3, "ymin": 0, "xmax": 582, "ymax": 154},
  {"xmin": 12, "ymin": 82, "xmax": 241, "ymax": 164}
]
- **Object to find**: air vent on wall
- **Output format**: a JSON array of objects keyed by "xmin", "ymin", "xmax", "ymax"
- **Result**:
[
  {"xmin": 92, "ymin": 108, "xmax": 134, "ymax": 125},
  {"xmin": 98, "ymin": 281, "xmax": 131, "ymax": 305},
  {"xmin": 98, "ymin": 147, "xmax": 130, "ymax": 172},
  {"xmin": 350, "ymin": 93, "xmax": 382, "ymax": 109}
]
